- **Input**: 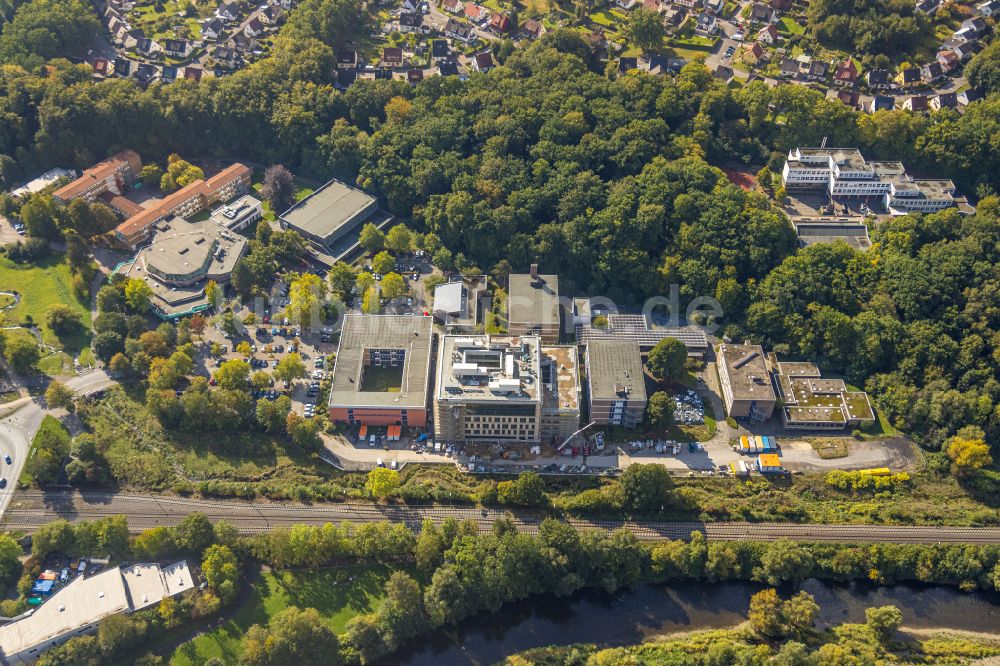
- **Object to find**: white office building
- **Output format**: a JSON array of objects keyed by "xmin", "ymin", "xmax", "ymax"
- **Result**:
[
  {"xmin": 781, "ymin": 147, "xmax": 959, "ymax": 213},
  {"xmin": 0, "ymin": 561, "xmax": 193, "ymax": 664}
]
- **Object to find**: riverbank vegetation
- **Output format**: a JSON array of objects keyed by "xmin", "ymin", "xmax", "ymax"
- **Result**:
[
  {"xmin": 504, "ymin": 613, "xmax": 1000, "ymax": 665},
  {"xmin": 9, "ymin": 512, "xmax": 999, "ymax": 665}
]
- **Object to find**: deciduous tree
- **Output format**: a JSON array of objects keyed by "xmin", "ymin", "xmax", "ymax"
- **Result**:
[{"xmin": 647, "ymin": 337, "xmax": 688, "ymax": 380}]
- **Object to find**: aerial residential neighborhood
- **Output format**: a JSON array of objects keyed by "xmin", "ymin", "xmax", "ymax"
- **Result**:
[{"xmin": 0, "ymin": 0, "xmax": 999, "ymax": 661}]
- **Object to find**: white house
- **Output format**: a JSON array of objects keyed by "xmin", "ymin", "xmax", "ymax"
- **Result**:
[
  {"xmin": 243, "ymin": 17, "xmax": 264, "ymax": 37},
  {"xmin": 757, "ymin": 24, "xmax": 778, "ymax": 44},
  {"xmin": 217, "ymin": 1, "xmax": 240, "ymax": 21},
  {"xmin": 201, "ymin": 18, "xmax": 224, "ymax": 39},
  {"xmin": 976, "ymin": 0, "xmax": 1000, "ymax": 15}
]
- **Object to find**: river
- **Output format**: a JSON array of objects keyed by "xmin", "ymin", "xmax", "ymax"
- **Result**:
[{"xmin": 393, "ymin": 580, "xmax": 1000, "ymax": 665}]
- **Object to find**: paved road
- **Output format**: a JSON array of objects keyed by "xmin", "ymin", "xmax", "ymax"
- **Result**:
[
  {"xmin": 0, "ymin": 371, "xmax": 115, "ymax": 519},
  {"xmin": 4, "ymin": 489, "xmax": 999, "ymax": 544}
]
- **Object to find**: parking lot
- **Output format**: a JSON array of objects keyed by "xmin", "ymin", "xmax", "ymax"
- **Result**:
[
  {"xmin": 783, "ymin": 191, "xmax": 891, "ymax": 221},
  {"xmin": 197, "ymin": 281, "xmax": 337, "ymax": 412},
  {"xmin": 354, "ymin": 252, "xmax": 436, "ymax": 316},
  {"xmin": 0, "ymin": 214, "xmax": 26, "ymax": 245}
]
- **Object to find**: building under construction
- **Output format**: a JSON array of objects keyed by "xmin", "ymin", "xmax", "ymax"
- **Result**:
[{"xmin": 433, "ymin": 334, "xmax": 579, "ymax": 445}]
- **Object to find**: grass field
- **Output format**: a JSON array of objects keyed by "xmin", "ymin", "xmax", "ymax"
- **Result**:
[
  {"xmin": 36, "ymin": 352, "xmax": 75, "ymax": 377},
  {"xmin": 522, "ymin": 0, "xmax": 550, "ymax": 14},
  {"xmin": 779, "ymin": 16, "xmax": 804, "ymax": 35},
  {"xmin": 588, "ymin": 7, "xmax": 625, "ymax": 31},
  {"xmin": 0, "ymin": 255, "xmax": 91, "ymax": 351},
  {"xmin": 129, "ymin": 0, "xmax": 202, "ymax": 41},
  {"xmin": 169, "ymin": 565, "xmax": 397, "ymax": 666}
]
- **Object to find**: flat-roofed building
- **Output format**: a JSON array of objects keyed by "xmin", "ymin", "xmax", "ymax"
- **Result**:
[
  {"xmin": 717, "ymin": 343, "xmax": 775, "ymax": 421},
  {"xmin": 435, "ymin": 334, "xmax": 544, "ymax": 443},
  {"xmin": 780, "ymin": 147, "xmax": 962, "ymax": 213},
  {"xmin": 793, "ymin": 220, "xmax": 871, "ymax": 250},
  {"xmin": 52, "ymin": 149, "xmax": 142, "ymax": 204},
  {"xmin": 11, "ymin": 168, "xmax": 76, "ymax": 199},
  {"xmin": 118, "ymin": 218, "xmax": 247, "ymax": 319},
  {"xmin": 278, "ymin": 178, "xmax": 392, "ymax": 265},
  {"xmin": 328, "ymin": 314, "xmax": 434, "ymax": 427},
  {"xmin": 773, "ymin": 361, "xmax": 875, "ymax": 429},
  {"xmin": 114, "ymin": 162, "xmax": 252, "ymax": 248},
  {"xmin": 209, "ymin": 194, "xmax": 263, "ymax": 232},
  {"xmin": 508, "ymin": 265, "xmax": 562, "ymax": 343},
  {"xmin": 432, "ymin": 275, "xmax": 488, "ymax": 332},
  {"xmin": 539, "ymin": 344, "xmax": 581, "ymax": 442},
  {"xmin": 883, "ymin": 178, "xmax": 958, "ymax": 214},
  {"xmin": 575, "ymin": 312, "xmax": 708, "ymax": 358},
  {"xmin": 585, "ymin": 339, "xmax": 647, "ymax": 427},
  {"xmin": 0, "ymin": 561, "xmax": 192, "ymax": 665}
]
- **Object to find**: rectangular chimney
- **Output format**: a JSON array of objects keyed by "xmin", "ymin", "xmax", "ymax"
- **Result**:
[{"xmin": 529, "ymin": 263, "xmax": 538, "ymax": 278}]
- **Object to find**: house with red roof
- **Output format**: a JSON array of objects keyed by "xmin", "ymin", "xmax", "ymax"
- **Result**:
[
  {"xmin": 834, "ymin": 59, "xmax": 858, "ymax": 84},
  {"xmin": 488, "ymin": 12, "xmax": 510, "ymax": 33},
  {"xmin": 464, "ymin": 2, "xmax": 488, "ymax": 21},
  {"xmin": 757, "ymin": 24, "xmax": 778, "ymax": 44}
]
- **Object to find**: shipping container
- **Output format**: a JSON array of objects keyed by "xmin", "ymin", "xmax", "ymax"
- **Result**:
[{"xmin": 857, "ymin": 467, "xmax": 891, "ymax": 476}]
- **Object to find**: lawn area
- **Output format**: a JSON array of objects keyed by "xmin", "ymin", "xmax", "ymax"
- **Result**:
[
  {"xmin": 0, "ymin": 255, "xmax": 91, "ymax": 351},
  {"xmin": 588, "ymin": 8, "xmax": 624, "ymax": 30},
  {"xmin": 36, "ymin": 352, "xmax": 75, "ymax": 377},
  {"xmin": 252, "ymin": 178, "xmax": 315, "ymax": 222},
  {"xmin": 128, "ymin": 0, "xmax": 202, "ymax": 40},
  {"xmin": 675, "ymin": 33, "xmax": 718, "ymax": 47},
  {"xmin": 521, "ymin": 0, "xmax": 550, "ymax": 14},
  {"xmin": 360, "ymin": 365, "xmax": 403, "ymax": 393},
  {"xmin": 779, "ymin": 16, "xmax": 804, "ymax": 35},
  {"xmin": 670, "ymin": 44, "xmax": 716, "ymax": 60},
  {"xmin": 169, "ymin": 565, "xmax": 398, "ymax": 666}
]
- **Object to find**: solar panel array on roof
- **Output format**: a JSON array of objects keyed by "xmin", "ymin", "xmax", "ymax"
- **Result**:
[{"xmin": 733, "ymin": 351, "xmax": 759, "ymax": 368}]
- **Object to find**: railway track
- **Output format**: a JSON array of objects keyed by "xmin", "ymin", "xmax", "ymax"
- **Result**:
[{"xmin": 4, "ymin": 490, "xmax": 1000, "ymax": 544}]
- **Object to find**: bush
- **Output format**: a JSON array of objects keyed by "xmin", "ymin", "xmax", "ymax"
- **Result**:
[{"xmin": 825, "ymin": 470, "xmax": 911, "ymax": 493}]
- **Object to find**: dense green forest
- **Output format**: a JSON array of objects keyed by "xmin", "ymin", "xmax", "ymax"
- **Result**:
[
  {"xmin": 2, "ymin": 0, "xmax": 1000, "ymax": 463},
  {"xmin": 805, "ymin": 0, "xmax": 930, "ymax": 57}
]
